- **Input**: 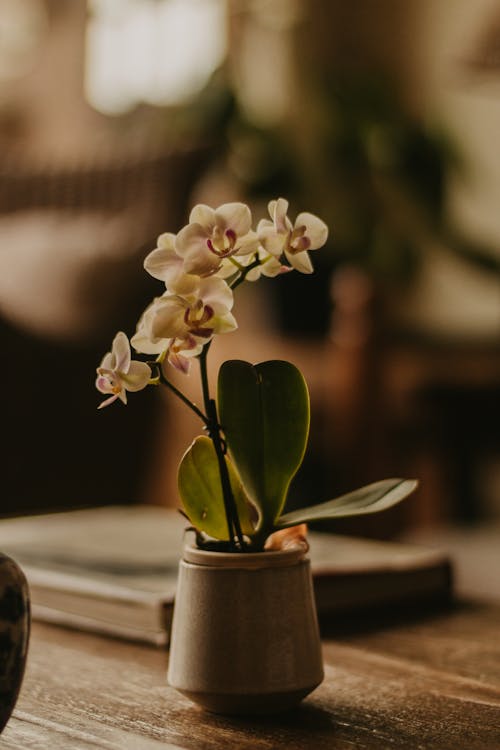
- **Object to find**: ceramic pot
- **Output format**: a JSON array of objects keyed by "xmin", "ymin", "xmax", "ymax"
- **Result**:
[
  {"xmin": 0, "ymin": 553, "xmax": 30, "ymax": 733},
  {"xmin": 167, "ymin": 543, "xmax": 323, "ymax": 715}
]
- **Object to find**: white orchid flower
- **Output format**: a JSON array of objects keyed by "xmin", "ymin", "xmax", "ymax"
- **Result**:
[
  {"xmin": 132, "ymin": 304, "xmax": 203, "ymax": 375},
  {"xmin": 131, "ymin": 300, "xmax": 171, "ymax": 356},
  {"xmin": 175, "ymin": 202, "xmax": 259, "ymax": 277},
  {"xmin": 149, "ymin": 277, "xmax": 237, "ymax": 342},
  {"xmin": 258, "ymin": 197, "xmax": 328, "ymax": 274},
  {"xmin": 131, "ymin": 277, "xmax": 237, "ymax": 373},
  {"xmin": 96, "ymin": 332, "xmax": 152, "ymax": 408},
  {"xmin": 163, "ymin": 337, "xmax": 204, "ymax": 375},
  {"xmin": 143, "ymin": 233, "xmax": 200, "ymax": 295}
]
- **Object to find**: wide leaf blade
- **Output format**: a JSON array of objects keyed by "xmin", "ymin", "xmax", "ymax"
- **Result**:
[
  {"xmin": 276, "ymin": 478, "xmax": 418, "ymax": 528},
  {"xmin": 178, "ymin": 435, "xmax": 255, "ymax": 540},
  {"xmin": 218, "ymin": 359, "xmax": 310, "ymax": 529}
]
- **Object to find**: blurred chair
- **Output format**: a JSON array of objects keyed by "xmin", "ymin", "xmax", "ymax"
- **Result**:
[
  {"xmin": 385, "ymin": 343, "xmax": 500, "ymax": 525},
  {"xmin": 322, "ymin": 267, "xmax": 500, "ymax": 534},
  {"xmin": 0, "ymin": 143, "xmax": 206, "ymax": 515}
]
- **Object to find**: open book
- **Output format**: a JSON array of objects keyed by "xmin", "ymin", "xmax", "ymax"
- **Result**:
[{"xmin": 0, "ymin": 505, "xmax": 452, "ymax": 646}]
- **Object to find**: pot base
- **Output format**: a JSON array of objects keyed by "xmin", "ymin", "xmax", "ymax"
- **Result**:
[{"xmin": 175, "ymin": 681, "xmax": 322, "ymax": 716}]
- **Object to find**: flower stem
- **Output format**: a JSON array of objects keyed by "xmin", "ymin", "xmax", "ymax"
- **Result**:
[
  {"xmin": 230, "ymin": 256, "xmax": 262, "ymax": 291},
  {"xmin": 158, "ymin": 371, "xmax": 209, "ymax": 426},
  {"xmin": 198, "ymin": 346, "xmax": 245, "ymax": 550}
]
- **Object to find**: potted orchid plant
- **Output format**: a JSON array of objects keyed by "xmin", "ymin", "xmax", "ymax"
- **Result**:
[
  {"xmin": 95, "ymin": 197, "xmax": 417, "ymax": 714},
  {"xmin": 96, "ymin": 197, "xmax": 417, "ymax": 552}
]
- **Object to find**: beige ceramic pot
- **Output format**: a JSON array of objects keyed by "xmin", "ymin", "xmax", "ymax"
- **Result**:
[{"xmin": 167, "ymin": 542, "xmax": 323, "ymax": 715}]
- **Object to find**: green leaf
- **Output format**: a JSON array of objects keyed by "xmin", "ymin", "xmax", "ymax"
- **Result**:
[
  {"xmin": 276, "ymin": 478, "xmax": 418, "ymax": 528},
  {"xmin": 217, "ymin": 359, "xmax": 310, "ymax": 533},
  {"xmin": 178, "ymin": 436, "xmax": 255, "ymax": 540}
]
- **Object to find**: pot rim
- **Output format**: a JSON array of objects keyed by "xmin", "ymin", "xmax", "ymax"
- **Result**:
[{"xmin": 182, "ymin": 542, "xmax": 307, "ymax": 569}]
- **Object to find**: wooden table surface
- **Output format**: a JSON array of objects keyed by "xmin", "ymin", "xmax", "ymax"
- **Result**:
[{"xmin": 2, "ymin": 602, "xmax": 499, "ymax": 749}]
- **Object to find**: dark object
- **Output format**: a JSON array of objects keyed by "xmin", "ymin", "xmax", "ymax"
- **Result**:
[{"xmin": 0, "ymin": 554, "xmax": 30, "ymax": 734}]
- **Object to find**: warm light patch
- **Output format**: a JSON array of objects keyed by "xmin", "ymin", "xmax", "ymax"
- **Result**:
[{"xmin": 85, "ymin": 0, "xmax": 227, "ymax": 115}]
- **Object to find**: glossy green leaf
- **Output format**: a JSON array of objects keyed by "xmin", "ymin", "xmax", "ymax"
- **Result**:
[
  {"xmin": 217, "ymin": 359, "xmax": 310, "ymax": 532},
  {"xmin": 178, "ymin": 436, "xmax": 255, "ymax": 540},
  {"xmin": 276, "ymin": 478, "xmax": 418, "ymax": 528}
]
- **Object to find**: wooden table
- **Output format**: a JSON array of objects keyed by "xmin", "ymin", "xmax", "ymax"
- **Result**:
[{"xmin": 3, "ymin": 602, "xmax": 499, "ymax": 749}]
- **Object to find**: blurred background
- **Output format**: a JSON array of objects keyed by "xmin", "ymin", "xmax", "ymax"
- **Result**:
[{"xmin": 1, "ymin": 0, "xmax": 499, "ymax": 593}]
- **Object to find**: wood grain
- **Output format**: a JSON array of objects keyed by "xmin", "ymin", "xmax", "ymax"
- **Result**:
[{"xmin": 2, "ymin": 602, "xmax": 499, "ymax": 749}]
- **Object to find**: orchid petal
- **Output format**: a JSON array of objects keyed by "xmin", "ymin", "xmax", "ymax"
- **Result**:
[
  {"xmin": 132, "ymin": 300, "xmax": 172, "ymax": 354},
  {"xmin": 257, "ymin": 218, "xmax": 273, "ymax": 232},
  {"xmin": 189, "ymin": 204, "xmax": 216, "ymax": 230},
  {"xmin": 150, "ymin": 298, "xmax": 189, "ymax": 340},
  {"xmin": 234, "ymin": 230, "xmax": 260, "ymax": 257},
  {"xmin": 285, "ymin": 248, "xmax": 314, "ymax": 274},
  {"xmin": 145, "ymin": 247, "xmax": 201, "ymax": 294},
  {"xmin": 183, "ymin": 247, "xmax": 222, "ymax": 277},
  {"xmin": 131, "ymin": 329, "xmax": 169, "ymax": 355},
  {"xmin": 122, "ymin": 361, "xmax": 152, "ymax": 391},
  {"xmin": 144, "ymin": 247, "xmax": 181, "ymax": 282},
  {"xmin": 176, "ymin": 221, "xmax": 223, "ymax": 275},
  {"xmin": 175, "ymin": 222, "xmax": 209, "ymax": 256},
  {"xmin": 95, "ymin": 373, "xmax": 113, "ymax": 394},
  {"xmin": 267, "ymin": 199, "xmax": 278, "ymax": 219},
  {"xmin": 157, "ymin": 232, "xmax": 176, "ymax": 250},
  {"xmin": 168, "ymin": 350, "xmax": 191, "ymax": 374},
  {"xmin": 98, "ymin": 393, "xmax": 119, "ymax": 409},
  {"xmin": 169, "ymin": 272, "xmax": 201, "ymax": 296},
  {"xmin": 215, "ymin": 202, "xmax": 252, "ymax": 235},
  {"xmin": 295, "ymin": 212, "xmax": 329, "ymax": 249},
  {"xmin": 272, "ymin": 198, "xmax": 290, "ymax": 233},
  {"xmin": 244, "ymin": 267, "xmax": 261, "ymax": 282},
  {"xmin": 112, "ymin": 332, "xmax": 131, "ymax": 373},
  {"xmin": 99, "ymin": 351, "xmax": 114, "ymax": 370},
  {"xmin": 214, "ymin": 259, "xmax": 238, "ymax": 279},
  {"xmin": 213, "ymin": 311, "xmax": 238, "ymax": 334},
  {"xmin": 198, "ymin": 276, "xmax": 234, "ymax": 311},
  {"xmin": 260, "ymin": 255, "xmax": 291, "ymax": 278},
  {"xmin": 258, "ymin": 225, "xmax": 286, "ymax": 256}
]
